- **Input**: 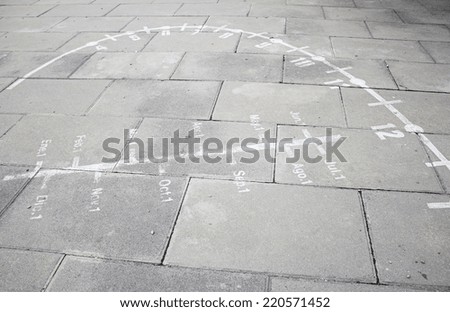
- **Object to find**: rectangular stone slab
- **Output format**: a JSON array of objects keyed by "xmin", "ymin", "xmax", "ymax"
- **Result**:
[
  {"xmin": 0, "ymin": 17, "xmax": 66, "ymax": 32},
  {"xmin": 49, "ymin": 17, "xmax": 134, "ymax": 32},
  {"xmin": 0, "ymin": 171, "xmax": 187, "ymax": 262},
  {"xmin": 420, "ymin": 41, "xmax": 450, "ymax": 64},
  {"xmin": 363, "ymin": 190, "xmax": 450, "ymax": 287},
  {"xmin": 0, "ymin": 5, "xmax": 55, "ymax": 17},
  {"xmin": 286, "ymin": 19, "xmax": 371, "ymax": 38},
  {"xmin": 107, "ymin": 4, "xmax": 181, "ymax": 16},
  {"xmin": 249, "ymin": 5, "xmax": 324, "ymax": 18},
  {"xmin": 48, "ymin": 256, "xmax": 266, "ymax": 291},
  {"xmin": 175, "ymin": 4, "xmax": 251, "ymax": 16},
  {"xmin": 323, "ymin": 7, "xmax": 401, "ymax": 22},
  {"xmin": 0, "ymin": 165, "xmax": 31, "ymax": 213},
  {"xmin": 212, "ymin": 81, "xmax": 346, "ymax": 127},
  {"xmin": 275, "ymin": 126, "xmax": 442, "ymax": 192},
  {"xmin": 0, "ymin": 249, "xmax": 61, "ymax": 291},
  {"xmin": 165, "ymin": 178, "xmax": 375, "ymax": 281},
  {"xmin": 366, "ymin": 22, "xmax": 450, "ymax": 41},
  {"xmin": 0, "ymin": 32, "xmax": 75, "ymax": 52},
  {"xmin": 42, "ymin": 4, "xmax": 117, "ymax": 17},
  {"xmin": 205, "ymin": 16, "xmax": 286, "ymax": 34}
]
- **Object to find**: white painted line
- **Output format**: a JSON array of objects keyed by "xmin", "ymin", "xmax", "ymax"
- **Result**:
[
  {"xmin": 324, "ymin": 79, "xmax": 343, "ymax": 85},
  {"xmin": 427, "ymin": 202, "xmax": 450, "ymax": 209},
  {"xmin": 368, "ymin": 100, "xmax": 403, "ymax": 107},
  {"xmin": 326, "ymin": 66, "xmax": 352, "ymax": 74},
  {"xmin": 425, "ymin": 160, "xmax": 450, "ymax": 168}
]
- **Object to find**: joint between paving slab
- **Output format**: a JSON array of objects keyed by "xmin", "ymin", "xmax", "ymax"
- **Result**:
[
  {"xmin": 42, "ymin": 254, "xmax": 66, "ymax": 292},
  {"xmin": 36, "ymin": 5, "xmax": 58, "ymax": 18},
  {"xmin": 383, "ymin": 60, "xmax": 401, "ymax": 90},
  {"xmin": 338, "ymin": 86, "xmax": 349, "ymax": 128},
  {"xmin": 82, "ymin": 79, "xmax": 115, "ymax": 116},
  {"xmin": 102, "ymin": 4, "xmax": 121, "ymax": 18},
  {"xmin": 363, "ymin": 21, "xmax": 374, "ymax": 39},
  {"xmin": 208, "ymin": 80, "xmax": 224, "ymax": 120},
  {"xmin": 168, "ymin": 51, "xmax": 186, "ymax": 80},
  {"xmin": 417, "ymin": 40, "xmax": 438, "ymax": 64},
  {"xmin": 0, "ymin": 113, "xmax": 24, "ymax": 139}
]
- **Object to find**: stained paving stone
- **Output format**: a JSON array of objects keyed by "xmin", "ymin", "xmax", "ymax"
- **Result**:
[
  {"xmin": 420, "ymin": 41, "xmax": 450, "ymax": 64},
  {"xmin": 0, "ymin": 165, "xmax": 30, "ymax": 212},
  {"xmin": 367, "ymin": 22, "xmax": 450, "ymax": 42},
  {"xmin": 0, "ymin": 17, "xmax": 66, "ymax": 32},
  {"xmin": 165, "ymin": 179, "xmax": 375, "ymax": 280},
  {"xmin": 49, "ymin": 17, "xmax": 133, "ymax": 32},
  {"xmin": 287, "ymin": 19, "xmax": 371, "ymax": 38},
  {"xmin": 0, "ymin": 5, "xmax": 55, "ymax": 17},
  {"xmin": 420, "ymin": 134, "xmax": 450, "ymax": 193},
  {"xmin": 275, "ymin": 126, "xmax": 442, "ymax": 192},
  {"xmin": 123, "ymin": 16, "xmax": 208, "ymax": 33},
  {"xmin": 287, "ymin": 0, "xmax": 355, "ymax": 7},
  {"xmin": 213, "ymin": 82, "xmax": 346, "ymax": 127},
  {"xmin": 0, "ymin": 171, "xmax": 187, "ymax": 262},
  {"xmin": 172, "ymin": 52, "xmax": 283, "ymax": 82},
  {"xmin": 323, "ymin": 7, "xmax": 401, "ymax": 22},
  {"xmin": 396, "ymin": 10, "xmax": 450, "ymax": 25},
  {"xmin": 249, "ymin": 5, "xmax": 324, "ymax": 18},
  {"xmin": 90, "ymin": 80, "xmax": 221, "ymax": 119},
  {"xmin": 270, "ymin": 277, "xmax": 418, "ymax": 291},
  {"xmin": 0, "ymin": 115, "xmax": 139, "ymax": 168},
  {"xmin": 205, "ymin": 16, "xmax": 286, "ymax": 34},
  {"xmin": 341, "ymin": 88, "xmax": 450, "ymax": 135},
  {"xmin": 175, "ymin": 4, "xmax": 250, "ymax": 16},
  {"xmin": 0, "ymin": 249, "xmax": 61, "ymax": 291},
  {"xmin": 48, "ymin": 256, "xmax": 266, "ymax": 291},
  {"xmin": 115, "ymin": 118, "xmax": 275, "ymax": 182},
  {"xmin": 363, "ymin": 191, "xmax": 450, "ymax": 287},
  {"xmin": 72, "ymin": 52, "xmax": 183, "ymax": 79},
  {"xmin": 144, "ymin": 32, "xmax": 239, "ymax": 53},
  {"xmin": 58, "ymin": 32, "xmax": 155, "ymax": 53},
  {"xmin": 283, "ymin": 57, "xmax": 398, "ymax": 90},
  {"xmin": 108, "ymin": 4, "xmax": 181, "ymax": 17},
  {"xmin": 386, "ymin": 61, "xmax": 450, "ymax": 93},
  {"xmin": 238, "ymin": 34, "xmax": 334, "ymax": 57},
  {"xmin": 43, "ymin": 4, "xmax": 116, "ymax": 17},
  {"xmin": 0, "ymin": 32, "xmax": 75, "ymax": 52},
  {"xmin": 0, "ymin": 79, "xmax": 110, "ymax": 114},
  {"xmin": 0, "ymin": 52, "xmax": 92, "ymax": 78},
  {"xmin": 331, "ymin": 38, "xmax": 434, "ymax": 62}
]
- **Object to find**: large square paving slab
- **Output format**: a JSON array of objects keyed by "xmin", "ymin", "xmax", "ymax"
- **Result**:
[
  {"xmin": 275, "ymin": 126, "xmax": 442, "ymax": 192},
  {"xmin": 90, "ymin": 80, "xmax": 220, "ymax": 119},
  {"xmin": 284, "ymin": 57, "xmax": 398, "ymax": 89},
  {"xmin": 0, "ymin": 115, "xmax": 139, "ymax": 169},
  {"xmin": 341, "ymin": 88, "xmax": 450, "ymax": 135},
  {"xmin": 172, "ymin": 52, "xmax": 283, "ymax": 82},
  {"xmin": 386, "ymin": 61, "xmax": 450, "ymax": 93},
  {"xmin": 108, "ymin": 4, "xmax": 181, "ymax": 16},
  {"xmin": 49, "ymin": 17, "xmax": 133, "ymax": 32},
  {"xmin": 175, "ymin": 4, "xmax": 250, "ymax": 16},
  {"xmin": 0, "ymin": 248, "xmax": 61, "ymax": 291},
  {"xmin": 0, "ymin": 171, "xmax": 186, "ymax": 262},
  {"xmin": 115, "ymin": 118, "xmax": 275, "ymax": 182},
  {"xmin": 249, "ymin": 5, "xmax": 324, "ymax": 19},
  {"xmin": 165, "ymin": 179, "xmax": 375, "ymax": 281},
  {"xmin": 0, "ymin": 79, "xmax": 110, "ymax": 114},
  {"xmin": 42, "ymin": 4, "xmax": 116, "ymax": 17},
  {"xmin": 48, "ymin": 256, "xmax": 266, "ymax": 291},
  {"xmin": 0, "ymin": 165, "xmax": 31, "ymax": 213},
  {"xmin": 0, "ymin": 32, "xmax": 75, "ymax": 52},
  {"xmin": 366, "ymin": 22, "xmax": 450, "ymax": 42},
  {"xmin": 286, "ymin": 19, "xmax": 371, "ymax": 38},
  {"xmin": 212, "ymin": 82, "xmax": 346, "ymax": 127},
  {"xmin": 363, "ymin": 191, "xmax": 450, "ymax": 287},
  {"xmin": 205, "ymin": 16, "xmax": 286, "ymax": 34},
  {"xmin": 72, "ymin": 52, "xmax": 183, "ymax": 79},
  {"xmin": 0, "ymin": 17, "xmax": 66, "ymax": 33}
]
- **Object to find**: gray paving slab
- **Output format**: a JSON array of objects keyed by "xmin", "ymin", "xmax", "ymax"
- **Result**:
[
  {"xmin": 0, "ymin": 77, "xmax": 13, "ymax": 91},
  {"xmin": 90, "ymin": 80, "xmax": 220, "ymax": 119},
  {"xmin": 0, "ymin": 0, "xmax": 38, "ymax": 4},
  {"xmin": 331, "ymin": 38, "xmax": 434, "ymax": 62},
  {"xmin": 172, "ymin": 52, "xmax": 283, "ymax": 82},
  {"xmin": 354, "ymin": 0, "xmax": 426, "ymax": 10},
  {"xmin": 0, "ymin": 32, "xmax": 75, "ymax": 52},
  {"xmin": 165, "ymin": 179, "xmax": 375, "ymax": 280},
  {"xmin": 386, "ymin": 61, "xmax": 450, "ymax": 93},
  {"xmin": 49, "ymin": 17, "xmax": 133, "ymax": 32},
  {"xmin": 418, "ymin": 0, "xmax": 450, "ymax": 11},
  {"xmin": 237, "ymin": 34, "xmax": 334, "ymax": 58},
  {"xmin": 205, "ymin": 16, "xmax": 286, "ymax": 34},
  {"xmin": 123, "ymin": 16, "xmax": 208, "ymax": 33},
  {"xmin": 270, "ymin": 277, "xmax": 417, "ymax": 291},
  {"xmin": 0, "ymin": 171, "xmax": 187, "ymax": 262},
  {"xmin": 420, "ymin": 41, "xmax": 450, "ymax": 64},
  {"xmin": 48, "ymin": 256, "xmax": 266, "ymax": 291},
  {"xmin": 396, "ymin": 10, "xmax": 450, "ymax": 25},
  {"xmin": 0, "ymin": 52, "xmax": 92, "ymax": 78},
  {"xmin": 287, "ymin": 19, "xmax": 371, "ymax": 38},
  {"xmin": 144, "ymin": 32, "xmax": 239, "ymax": 53},
  {"xmin": 341, "ymin": 88, "xmax": 450, "ymax": 135},
  {"xmin": 213, "ymin": 82, "xmax": 346, "ymax": 127},
  {"xmin": 39, "ymin": 0, "xmax": 92, "ymax": 3},
  {"xmin": 275, "ymin": 126, "xmax": 442, "ymax": 192},
  {"xmin": 283, "ymin": 57, "xmax": 398, "ymax": 90},
  {"xmin": 0, "ymin": 165, "xmax": 30, "ymax": 212},
  {"xmin": 43, "ymin": 4, "xmax": 116, "ymax": 17},
  {"xmin": 420, "ymin": 134, "xmax": 450, "ymax": 193},
  {"xmin": 0, "ymin": 249, "xmax": 61, "ymax": 291},
  {"xmin": 249, "ymin": 5, "xmax": 324, "ymax": 19},
  {"xmin": 107, "ymin": 4, "xmax": 181, "ymax": 17},
  {"xmin": 324, "ymin": 7, "xmax": 401, "ymax": 22},
  {"xmin": 58, "ymin": 32, "xmax": 155, "ymax": 53},
  {"xmin": 0, "ymin": 79, "xmax": 110, "ymax": 114},
  {"xmin": 367, "ymin": 22, "xmax": 450, "ymax": 42},
  {"xmin": 0, "ymin": 5, "xmax": 55, "ymax": 17},
  {"xmin": 363, "ymin": 190, "xmax": 450, "ymax": 287},
  {"xmin": 287, "ymin": 0, "xmax": 355, "ymax": 7},
  {"xmin": 72, "ymin": 52, "xmax": 183, "ymax": 79},
  {"xmin": 0, "ymin": 17, "xmax": 65, "ymax": 32},
  {"xmin": 0, "ymin": 114, "xmax": 21, "ymax": 136},
  {"xmin": 115, "ymin": 118, "xmax": 275, "ymax": 182},
  {"xmin": 0, "ymin": 114, "xmax": 139, "ymax": 168},
  {"xmin": 220, "ymin": 0, "xmax": 286, "ymax": 3},
  {"xmin": 176, "ymin": 4, "xmax": 250, "ymax": 16}
]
